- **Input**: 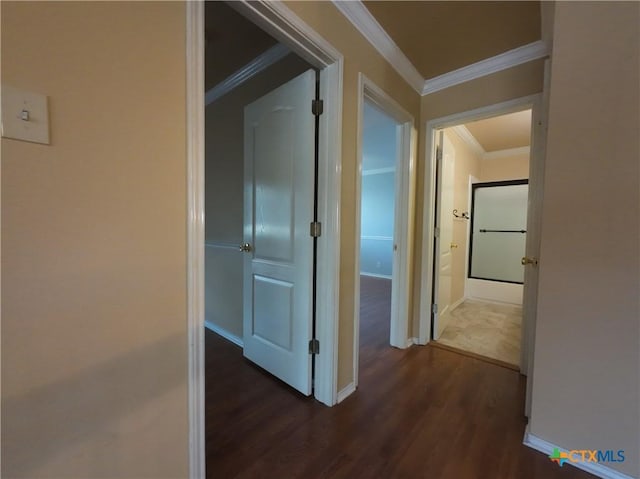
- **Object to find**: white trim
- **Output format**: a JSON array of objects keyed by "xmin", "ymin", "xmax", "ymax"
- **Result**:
[
  {"xmin": 204, "ymin": 321, "xmax": 243, "ymax": 348},
  {"xmin": 361, "ymin": 235, "xmax": 393, "ymax": 241},
  {"xmin": 362, "ymin": 166, "xmax": 395, "ymax": 176},
  {"xmin": 204, "ymin": 43, "xmax": 290, "ymax": 105},
  {"xmin": 452, "ymin": 125, "xmax": 484, "ymax": 157},
  {"xmin": 523, "ymin": 427, "xmax": 635, "ymax": 479},
  {"xmin": 422, "ymin": 41, "xmax": 550, "ymax": 95},
  {"xmin": 230, "ymin": 1, "xmax": 343, "ymax": 407},
  {"xmin": 354, "ymin": 73, "xmax": 417, "ymax": 400},
  {"xmin": 524, "ymin": 60, "xmax": 551, "ymax": 415},
  {"xmin": 331, "ymin": 1, "xmax": 424, "ymax": 93},
  {"xmin": 186, "ymin": 2, "xmax": 205, "ymax": 478},
  {"xmin": 419, "ymin": 94, "xmax": 540, "ymax": 347},
  {"xmin": 406, "ymin": 337, "xmax": 418, "ymax": 347},
  {"xmin": 483, "ymin": 146, "xmax": 530, "ymax": 160},
  {"xmin": 466, "ymin": 278, "xmax": 523, "ymax": 305},
  {"xmin": 449, "ymin": 296, "xmax": 465, "ymax": 312},
  {"xmin": 205, "ymin": 241, "xmax": 241, "ymax": 251},
  {"xmin": 360, "ymin": 272, "xmax": 392, "ymax": 280},
  {"xmin": 336, "ymin": 382, "xmax": 356, "ymax": 403},
  {"xmin": 231, "ymin": 2, "xmax": 341, "ymax": 67}
]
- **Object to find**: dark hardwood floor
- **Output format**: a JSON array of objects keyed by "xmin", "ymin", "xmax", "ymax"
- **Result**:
[{"xmin": 205, "ymin": 275, "xmax": 594, "ymax": 478}]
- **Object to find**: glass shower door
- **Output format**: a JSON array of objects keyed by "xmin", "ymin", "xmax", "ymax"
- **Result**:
[{"xmin": 469, "ymin": 180, "xmax": 529, "ymax": 284}]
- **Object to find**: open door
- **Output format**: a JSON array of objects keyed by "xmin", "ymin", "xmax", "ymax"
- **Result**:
[
  {"xmin": 242, "ymin": 69, "xmax": 317, "ymax": 395},
  {"xmin": 432, "ymin": 131, "xmax": 455, "ymax": 339}
]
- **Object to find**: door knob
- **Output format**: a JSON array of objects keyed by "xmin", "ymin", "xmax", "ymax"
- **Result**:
[
  {"xmin": 521, "ymin": 256, "xmax": 538, "ymax": 266},
  {"xmin": 239, "ymin": 243, "xmax": 252, "ymax": 253},
  {"xmin": 450, "ymin": 243, "xmax": 458, "ymax": 249}
]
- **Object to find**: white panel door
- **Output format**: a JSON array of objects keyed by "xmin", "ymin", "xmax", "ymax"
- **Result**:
[
  {"xmin": 242, "ymin": 69, "xmax": 316, "ymax": 395},
  {"xmin": 433, "ymin": 132, "xmax": 455, "ymax": 339}
]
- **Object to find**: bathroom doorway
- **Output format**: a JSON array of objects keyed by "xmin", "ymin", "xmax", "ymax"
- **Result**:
[{"xmin": 431, "ymin": 109, "xmax": 533, "ymax": 369}]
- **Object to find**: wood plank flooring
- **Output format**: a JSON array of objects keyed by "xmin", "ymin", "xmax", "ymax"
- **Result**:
[{"xmin": 205, "ymin": 275, "xmax": 595, "ymax": 478}]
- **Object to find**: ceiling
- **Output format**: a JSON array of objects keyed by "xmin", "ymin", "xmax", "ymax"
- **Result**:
[
  {"xmin": 363, "ymin": 1, "xmax": 541, "ymax": 80},
  {"xmin": 204, "ymin": 2, "xmax": 277, "ymax": 90},
  {"xmin": 465, "ymin": 110, "xmax": 532, "ymax": 152}
]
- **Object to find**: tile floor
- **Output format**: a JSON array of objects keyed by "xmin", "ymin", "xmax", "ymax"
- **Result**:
[{"xmin": 437, "ymin": 299, "xmax": 522, "ymax": 366}]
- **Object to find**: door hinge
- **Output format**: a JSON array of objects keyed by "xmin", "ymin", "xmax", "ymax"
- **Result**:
[
  {"xmin": 310, "ymin": 221, "xmax": 322, "ymax": 237},
  {"xmin": 434, "ymin": 227, "xmax": 440, "ymax": 238},
  {"xmin": 309, "ymin": 338, "xmax": 320, "ymax": 355},
  {"xmin": 312, "ymin": 99, "xmax": 324, "ymax": 116},
  {"xmin": 432, "ymin": 303, "xmax": 438, "ymax": 314},
  {"xmin": 436, "ymin": 146, "xmax": 443, "ymax": 161}
]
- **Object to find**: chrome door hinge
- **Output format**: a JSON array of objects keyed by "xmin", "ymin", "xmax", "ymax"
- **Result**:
[
  {"xmin": 432, "ymin": 303, "xmax": 438, "ymax": 314},
  {"xmin": 310, "ymin": 221, "xmax": 322, "ymax": 237},
  {"xmin": 312, "ymin": 99, "xmax": 324, "ymax": 116},
  {"xmin": 436, "ymin": 146, "xmax": 443, "ymax": 161},
  {"xmin": 309, "ymin": 338, "xmax": 320, "ymax": 355},
  {"xmin": 434, "ymin": 227, "xmax": 440, "ymax": 238}
]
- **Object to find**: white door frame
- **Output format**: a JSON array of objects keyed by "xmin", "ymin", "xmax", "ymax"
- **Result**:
[
  {"xmin": 418, "ymin": 93, "xmax": 546, "ymax": 404},
  {"xmin": 352, "ymin": 74, "xmax": 417, "ymax": 390},
  {"xmin": 186, "ymin": 1, "xmax": 344, "ymax": 476}
]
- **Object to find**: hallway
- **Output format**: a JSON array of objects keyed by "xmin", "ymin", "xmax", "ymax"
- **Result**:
[{"xmin": 205, "ymin": 277, "xmax": 594, "ymax": 478}]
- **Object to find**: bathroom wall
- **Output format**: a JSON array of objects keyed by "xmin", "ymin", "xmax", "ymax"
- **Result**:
[
  {"xmin": 444, "ymin": 129, "xmax": 531, "ymax": 307},
  {"xmin": 444, "ymin": 129, "xmax": 481, "ymax": 307},
  {"xmin": 481, "ymin": 151, "xmax": 530, "ymax": 182}
]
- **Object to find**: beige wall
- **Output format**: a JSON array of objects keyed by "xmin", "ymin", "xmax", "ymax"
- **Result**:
[
  {"xmin": 1, "ymin": 2, "xmax": 188, "ymax": 478},
  {"xmin": 205, "ymin": 54, "xmax": 311, "ymax": 339},
  {"xmin": 413, "ymin": 60, "xmax": 544, "ymax": 336},
  {"xmin": 443, "ymin": 130, "xmax": 480, "ymax": 307},
  {"xmin": 480, "ymin": 153, "xmax": 530, "ymax": 182},
  {"xmin": 530, "ymin": 2, "xmax": 639, "ymax": 477},
  {"xmin": 284, "ymin": 1, "xmax": 421, "ymax": 390}
]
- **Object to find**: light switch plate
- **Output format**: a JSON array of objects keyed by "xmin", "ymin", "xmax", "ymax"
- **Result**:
[{"xmin": 1, "ymin": 85, "xmax": 50, "ymax": 145}]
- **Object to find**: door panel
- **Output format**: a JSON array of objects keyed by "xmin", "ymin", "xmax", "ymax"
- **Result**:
[
  {"xmin": 433, "ymin": 132, "xmax": 455, "ymax": 339},
  {"xmin": 243, "ymin": 69, "xmax": 316, "ymax": 395}
]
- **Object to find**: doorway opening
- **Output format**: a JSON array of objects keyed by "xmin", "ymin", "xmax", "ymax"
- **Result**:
[
  {"xmin": 200, "ymin": 0, "xmax": 344, "ymax": 402},
  {"xmin": 430, "ymin": 110, "xmax": 532, "ymax": 369},
  {"xmin": 348, "ymin": 76, "xmax": 416, "ymax": 400},
  {"xmin": 357, "ymin": 100, "xmax": 398, "ymax": 381},
  {"xmin": 187, "ymin": 8, "xmax": 344, "ymax": 472},
  {"xmin": 419, "ymin": 94, "xmax": 546, "ymax": 418}
]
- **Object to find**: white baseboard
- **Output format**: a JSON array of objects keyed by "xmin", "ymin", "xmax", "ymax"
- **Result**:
[
  {"xmin": 204, "ymin": 320, "xmax": 243, "ymax": 348},
  {"xmin": 523, "ymin": 426, "xmax": 635, "ymax": 479},
  {"xmin": 466, "ymin": 278, "xmax": 523, "ymax": 305},
  {"xmin": 450, "ymin": 297, "xmax": 465, "ymax": 311},
  {"xmin": 336, "ymin": 382, "xmax": 356, "ymax": 403},
  {"xmin": 360, "ymin": 272, "xmax": 392, "ymax": 280}
]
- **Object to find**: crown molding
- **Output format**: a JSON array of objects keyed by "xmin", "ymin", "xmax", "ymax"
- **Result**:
[
  {"xmin": 332, "ymin": 0, "xmax": 424, "ymax": 93},
  {"xmin": 205, "ymin": 43, "xmax": 290, "ymax": 106},
  {"xmin": 423, "ymin": 41, "xmax": 549, "ymax": 95},
  {"xmin": 483, "ymin": 146, "xmax": 530, "ymax": 160},
  {"xmin": 452, "ymin": 125, "xmax": 484, "ymax": 156},
  {"xmin": 332, "ymin": 1, "xmax": 550, "ymax": 97}
]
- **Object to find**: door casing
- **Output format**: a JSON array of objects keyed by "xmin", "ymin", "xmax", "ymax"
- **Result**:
[{"xmin": 186, "ymin": 1, "xmax": 344, "ymax": 476}]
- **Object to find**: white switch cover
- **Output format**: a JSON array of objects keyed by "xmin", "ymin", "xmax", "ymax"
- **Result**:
[{"xmin": 1, "ymin": 85, "xmax": 50, "ymax": 145}]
